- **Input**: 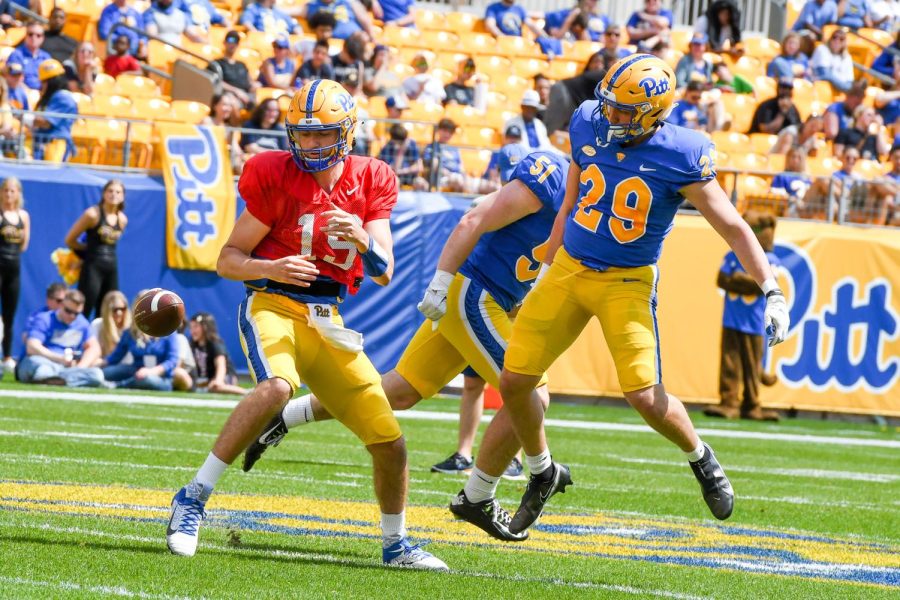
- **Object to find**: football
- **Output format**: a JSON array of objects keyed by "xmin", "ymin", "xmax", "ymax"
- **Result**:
[{"xmin": 133, "ymin": 288, "xmax": 185, "ymax": 337}]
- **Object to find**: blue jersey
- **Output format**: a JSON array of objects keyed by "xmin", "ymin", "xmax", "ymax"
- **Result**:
[
  {"xmin": 770, "ymin": 172, "xmax": 811, "ymax": 201},
  {"xmin": 107, "ymin": 330, "xmax": 181, "ymax": 375},
  {"xmin": 305, "ymin": 0, "xmax": 362, "ymax": 39},
  {"xmin": 721, "ymin": 250, "xmax": 782, "ymax": 335},
  {"xmin": 23, "ymin": 310, "xmax": 94, "ymax": 360},
  {"xmin": 485, "ymin": 1, "xmax": 526, "ymax": 36},
  {"xmin": 460, "ymin": 151, "xmax": 569, "ymax": 311},
  {"xmin": 565, "ymin": 102, "xmax": 716, "ymax": 270}
]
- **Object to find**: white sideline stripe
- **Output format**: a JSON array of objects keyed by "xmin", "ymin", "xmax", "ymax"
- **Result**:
[
  {"xmin": 0, "ymin": 430, "xmax": 146, "ymax": 440},
  {"xmin": 2, "ymin": 389, "xmax": 898, "ymax": 449},
  {"xmin": 1, "ymin": 522, "xmax": 709, "ymax": 600},
  {"xmin": 0, "ymin": 576, "xmax": 196, "ymax": 600}
]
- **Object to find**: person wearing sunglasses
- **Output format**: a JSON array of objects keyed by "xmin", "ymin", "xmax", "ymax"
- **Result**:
[
  {"xmin": 15, "ymin": 288, "xmax": 104, "ymax": 387},
  {"xmin": 5, "ymin": 21, "xmax": 52, "ymax": 91},
  {"xmin": 91, "ymin": 290, "xmax": 132, "ymax": 359},
  {"xmin": 811, "ymin": 27, "xmax": 855, "ymax": 93}
]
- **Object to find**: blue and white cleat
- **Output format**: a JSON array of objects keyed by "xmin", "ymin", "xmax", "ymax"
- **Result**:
[
  {"xmin": 382, "ymin": 538, "xmax": 449, "ymax": 571},
  {"xmin": 166, "ymin": 481, "xmax": 210, "ymax": 557}
]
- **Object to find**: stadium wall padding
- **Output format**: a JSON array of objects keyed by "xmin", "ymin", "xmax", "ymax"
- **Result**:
[{"xmin": 4, "ymin": 163, "xmax": 899, "ymax": 415}]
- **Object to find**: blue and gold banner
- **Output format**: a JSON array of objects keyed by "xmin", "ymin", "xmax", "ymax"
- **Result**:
[{"xmin": 159, "ymin": 124, "xmax": 235, "ymax": 271}]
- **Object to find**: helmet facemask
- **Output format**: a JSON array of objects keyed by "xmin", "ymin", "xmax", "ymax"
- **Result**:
[
  {"xmin": 591, "ymin": 83, "xmax": 653, "ymax": 144},
  {"xmin": 286, "ymin": 117, "xmax": 354, "ymax": 172}
]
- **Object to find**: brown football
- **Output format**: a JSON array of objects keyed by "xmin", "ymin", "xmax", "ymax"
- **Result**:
[{"xmin": 133, "ymin": 288, "xmax": 185, "ymax": 337}]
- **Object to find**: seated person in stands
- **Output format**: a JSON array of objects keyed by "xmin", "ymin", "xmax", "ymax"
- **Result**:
[
  {"xmin": 375, "ymin": 0, "xmax": 416, "ymax": 27},
  {"xmin": 836, "ymin": 0, "xmax": 872, "ymax": 29},
  {"xmin": 377, "ymin": 123, "xmax": 422, "ymax": 187},
  {"xmin": 301, "ymin": 0, "xmax": 373, "ymax": 41},
  {"xmin": 767, "ymin": 32, "xmax": 810, "ymax": 80},
  {"xmin": 674, "ymin": 34, "xmax": 715, "ymax": 90},
  {"xmin": 240, "ymin": 98, "xmax": 288, "ymax": 155},
  {"xmin": 713, "ymin": 63, "xmax": 754, "ymax": 94},
  {"xmin": 143, "ymin": 0, "xmax": 202, "ymax": 45},
  {"xmin": 694, "ymin": 0, "xmax": 743, "ymax": 55},
  {"xmin": 104, "ymin": 35, "xmax": 143, "ymax": 79},
  {"xmin": 92, "ymin": 290, "xmax": 132, "ymax": 360},
  {"xmin": 770, "ymin": 146, "xmax": 813, "ymax": 217},
  {"xmin": 295, "ymin": 41, "xmax": 335, "ymax": 88},
  {"xmin": 834, "ymin": 105, "xmax": 891, "ymax": 161},
  {"xmin": 7, "ymin": 21, "xmax": 52, "ymax": 91},
  {"xmin": 330, "ymin": 32, "xmax": 366, "ymax": 88},
  {"xmin": 544, "ymin": 0, "xmax": 608, "ymax": 42},
  {"xmin": 666, "ymin": 81, "xmax": 720, "ymax": 133},
  {"xmin": 208, "ymin": 30, "xmax": 257, "ymax": 109},
  {"xmin": 402, "ymin": 53, "xmax": 446, "ymax": 106},
  {"xmin": 31, "ymin": 59, "xmax": 78, "ymax": 163},
  {"xmin": 811, "ymin": 27, "xmax": 854, "ymax": 93},
  {"xmin": 363, "ymin": 44, "xmax": 403, "ymax": 98},
  {"xmin": 791, "ymin": 0, "xmax": 838, "ymax": 52},
  {"xmin": 416, "ymin": 118, "xmax": 464, "ymax": 192},
  {"xmin": 239, "ymin": 0, "xmax": 300, "ymax": 34},
  {"xmin": 485, "ymin": 0, "xmax": 542, "ymax": 38},
  {"xmin": 482, "ymin": 125, "xmax": 523, "ymax": 188},
  {"xmin": 625, "ymin": 0, "xmax": 672, "ymax": 44},
  {"xmin": 871, "ymin": 32, "xmax": 900, "ymax": 78},
  {"xmin": 444, "ymin": 57, "xmax": 479, "ymax": 107},
  {"xmin": 748, "ymin": 78, "xmax": 806, "ymax": 151},
  {"xmin": 43, "ymin": 8, "xmax": 78, "ymax": 63},
  {"xmin": 180, "ymin": 0, "xmax": 230, "ymax": 39},
  {"xmin": 295, "ymin": 12, "xmax": 336, "ymax": 61},
  {"xmin": 188, "ymin": 312, "xmax": 244, "ymax": 395},
  {"xmin": 64, "ymin": 42, "xmax": 100, "ymax": 95},
  {"xmin": 16, "ymin": 289, "xmax": 104, "ymax": 387},
  {"xmin": 802, "ymin": 146, "xmax": 860, "ymax": 218},
  {"xmin": 875, "ymin": 59, "xmax": 900, "ymax": 130},
  {"xmin": 598, "ymin": 25, "xmax": 631, "ymax": 67},
  {"xmin": 98, "ymin": 0, "xmax": 147, "ymax": 59},
  {"xmin": 824, "ymin": 79, "xmax": 867, "ymax": 140},
  {"xmin": 258, "ymin": 37, "xmax": 296, "ymax": 91}
]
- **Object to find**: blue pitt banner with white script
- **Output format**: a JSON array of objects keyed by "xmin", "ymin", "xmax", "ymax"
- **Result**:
[{"xmin": 159, "ymin": 124, "xmax": 236, "ymax": 271}]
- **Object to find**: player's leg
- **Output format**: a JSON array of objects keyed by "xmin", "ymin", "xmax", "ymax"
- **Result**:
[
  {"xmin": 597, "ymin": 267, "xmax": 734, "ymax": 520},
  {"xmin": 167, "ymin": 293, "xmax": 301, "ymax": 557}
]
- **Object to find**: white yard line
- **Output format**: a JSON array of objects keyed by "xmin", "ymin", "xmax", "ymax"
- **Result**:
[
  {"xmin": 1, "ymin": 388, "xmax": 897, "ymax": 449},
  {"xmin": 0, "ymin": 576, "xmax": 197, "ymax": 600}
]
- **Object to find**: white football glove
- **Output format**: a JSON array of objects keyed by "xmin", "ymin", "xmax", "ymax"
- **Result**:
[
  {"xmin": 764, "ymin": 290, "xmax": 789, "ymax": 347},
  {"xmin": 417, "ymin": 270, "xmax": 455, "ymax": 322}
]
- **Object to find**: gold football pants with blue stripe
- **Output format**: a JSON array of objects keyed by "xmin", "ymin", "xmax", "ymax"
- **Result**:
[
  {"xmin": 238, "ymin": 291, "xmax": 401, "ymax": 446},
  {"xmin": 397, "ymin": 273, "xmax": 547, "ymax": 398},
  {"xmin": 505, "ymin": 247, "xmax": 662, "ymax": 393}
]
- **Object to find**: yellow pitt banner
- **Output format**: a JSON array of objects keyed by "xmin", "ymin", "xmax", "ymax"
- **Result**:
[
  {"xmin": 158, "ymin": 123, "xmax": 235, "ymax": 271},
  {"xmin": 547, "ymin": 215, "xmax": 900, "ymax": 416}
]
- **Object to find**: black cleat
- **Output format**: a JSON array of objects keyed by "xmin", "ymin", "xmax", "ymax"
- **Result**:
[
  {"xmin": 449, "ymin": 490, "xmax": 529, "ymax": 542},
  {"xmin": 509, "ymin": 462, "xmax": 572, "ymax": 534},
  {"xmin": 242, "ymin": 414, "xmax": 289, "ymax": 472},
  {"xmin": 430, "ymin": 452, "xmax": 474, "ymax": 474},
  {"xmin": 689, "ymin": 443, "xmax": 734, "ymax": 520}
]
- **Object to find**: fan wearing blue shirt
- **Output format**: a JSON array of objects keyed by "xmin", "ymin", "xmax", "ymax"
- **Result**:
[
  {"xmin": 302, "ymin": 0, "xmax": 373, "ymax": 40},
  {"xmin": 791, "ymin": 0, "xmax": 838, "ymax": 40},
  {"xmin": 239, "ymin": 0, "xmax": 299, "ymax": 34},
  {"xmin": 32, "ymin": 59, "xmax": 78, "ymax": 162},
  {"xmin": 665, "ymin": 81, "xmax": 709, "ymax": 131},
  {"xmin": 485, "ymin": 0, "xmax": 530, "ymax": 37},
  {"xmin": 769, "ymin": 147, "xmax": 812, "ymax": 216},
  {"xmin": 103, "ymin": 325, "xmax": 182, "ymax": 391},
  {"xmin": 6, "ymin": 22, "xmax": 52, "ymax": 90},
  {"xmin": 626, "ymin": 0, "xmax": 673, "ymax": 44},
  {"xmin": 98, "ymin": 0, "xmax": 147, "ymax": 57},
  {"xmin": 378, "ymin": 0, "xmax": 416, "ymax": 27},
  {"xmin": 420, "ymin": 118, "xmax": 465, "ymax": 191},
  {"xmin": 836, "ymin": 0, "xmax": 872, "ymax": 29}
]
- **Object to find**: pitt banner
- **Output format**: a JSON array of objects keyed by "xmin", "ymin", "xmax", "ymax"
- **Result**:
[
  {"xmin": 547, "ymin": 215, "xmax": 900, "ymax": 416},
  {"xmin": 158, "ymin": 124, "xmax": 236, "ymax": 271}
]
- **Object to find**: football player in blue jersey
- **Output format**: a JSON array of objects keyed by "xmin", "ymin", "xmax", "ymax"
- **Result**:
[
  {"xmin": 242, "ymin": 144, "xmax": 570, "ymax": 542},
  {"xmin": 497, "ymin": 54, "xmax": 791, "ymax": 534}
]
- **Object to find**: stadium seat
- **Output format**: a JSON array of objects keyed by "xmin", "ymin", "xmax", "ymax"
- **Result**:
[
  {"xmin": 405, "ymin": 101, "xmax": 444, "ymax": 123},
  {"xmin": 244, "ymin": 30, "xmax": 278, "ymax": 56},
  {"xmin": 92, "ymin": 73, "xmax": 118, "ymax": 95},
  {"xmin": 435, "ymin": 52, "xmax": 469, "ymax": 73},
  {"xmin": 513, "ymin": 57, "xmax": 550, "ymax": 78},
  {"xmin": 496, "ymin": 35, "xmax": 541, "ymax": 58},
  {"xmin": 767, "ymin": 153, "xmax": 786, "ymax": 172},
  {"xmin": 753, "ymin": 76, "xmax": 777, "ymax": 99},
  {"xmin": 859, "ymin": 27, "xmax": 894, "ymax": 48},
  {"xmin": 180, "ymin": 42, "xmax": 223, "ymax": 67},
  {"xmin": 490, "ymin": 74, "xmax": 530, "ymax": 99},
  {"xmin": 485, "ymin": 107, "xmax": 519, "ymax": 130},
  {"xmin": 459, "ymin": 147, "xmax": 493, "ymax": 176},
  {"xmin": 367, "ymin": 96, "xmax": 388, "ymax": 119},
  {"xmin": 728, "ymin": 152, "xmax": 769, "ymax": 172},
  {"xmin": 864, "ymin": 85, "xmax": 882, "ymax": 107},
  {"xmin": 721, "ymin": 94, "xmax": 758, "ymax": 132},
  {"xmin": 405, "ymin": 122, "xmax": 434, "ymax": 145},
  {"xmin": 669, "ymin": 27, "xmax": 694, "ymax": 52},
  {"xmin": 731, "ymin": 55, "xmax": 765, "ymax": 80},
  {"xmin": 459, "ymin": 125, "xmax": 501, "ymax": 148},
  {"xmin": 132, "ymin": 97, "xmax": 173, "ymax": 121},
  {"xmin": 741, "ymin": 36, "xmax": 781, "ymax": 61},
  {"xmin": 486, "ymin": 90, "xmax": 510, "ymax": 109},
  {"xmin": 167, "ymin": 100, "xmax": 211, "ymax": 124},
  {"xmin": 854, "ymin": 158, "xmax": 884, "ymax": 180},
  {"xmin": 660, "ymin": 49, "xmax": 684, "ymax": 69},
  {"xmin": 0, "ymin": 46, "xmax": 12, "ymax": 65},
  {"xmin": 382, "ymin": 25, "xmax": 424, "ymax": 49},
  {"xmin": 234, "ymin": 48, "xmax": 263, "ymax": 74},
  {"xmin": 70, "ymin": 92, "xmax": 93, "ymax": 114},
  {"xmin": 89, "ymin": 94, "xmax": 136, "ymax": 118},
  {"xmin": 443, "ymin": 103, "xmax": 484, "ymax": 127},
  {"xmin": 115, "ymin": 75, "xmax": 161, "ymax": 99},
  {"xmin": 416, "ymin": 10, "xmax": 446, "ymax": 31},
  {"xmin": 476, "ymin": 54, "xmax": 514, "ymax": 80},
  {"xmin": 569, "ymin": 40, "xmax": 603, "ymax": 63},
  {"xmin": 4, "ymin": 27, "xmax": 24, "ymax": 47},
  {"xmin": 104, "ymin": 122, "xmax": 154, "ymax": 168},
  {"xmin": 458, "ymin": 32, "xmax": 497, "ymax": 55},
  {"xmin": 148, "ymin": 40, "xmax": 181, "ymax": 71},
  {"xmin": 547, "ymin": 60, "xmax": 581, "ymax": 80},
  {"xmin": 445, "ymin": 12, "xmax": 485, "ymax": 34},
  {"xmin": 749, "ymin": 133, "xmax": 779, "ymax": 154},
  {"xmin": 807, "ymin": 155, "xmax": 842, "ymax": 177},
  {"xmin": 421, "ymin": 30, "xmax": 461, "ymax": 52},
  {"xmin": 813, "ymin": 79, "xmax": 834, "ymax": 104},
  {"xmin": 711, "ymin": 131, "xmax": 751, "ymax": 154},
  {"xmin": 70, "ymin": 119, "xmax": 103, "ymax": 165}
]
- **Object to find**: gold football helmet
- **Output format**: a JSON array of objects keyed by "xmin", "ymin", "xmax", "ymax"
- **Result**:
[{"xmin": 285, "ymin": 79, "xmax": 358, "ymax": 172}]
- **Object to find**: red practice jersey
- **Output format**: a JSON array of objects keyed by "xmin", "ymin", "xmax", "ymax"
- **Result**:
[{"xmin": 238, "ymin": 152, "xmax": 398, "ymax": 294}]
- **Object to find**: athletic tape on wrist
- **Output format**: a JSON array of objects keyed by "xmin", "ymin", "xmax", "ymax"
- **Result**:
[{"xmin": 362, "ymin": 236, "xmax": 389, "ymax": 277}]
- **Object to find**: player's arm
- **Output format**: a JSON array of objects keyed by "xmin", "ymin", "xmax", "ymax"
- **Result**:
[
  {"xmin": 322, "ymin": 203, "xmax": 395, "ymax": 286},
  {"xmin": 543, "ymin": 161, "xmax": 580, "ymax": 267},
  {"xmin": 217, "ymin": 210, "xmax": 319, "ymax": 286},
  {"xmin": 683, "ymin": 179, "xmax": 790, "ymax": 345},
  {"xmin": 419, "ymin": 181, "xmax": 543, "ymax": 321}
]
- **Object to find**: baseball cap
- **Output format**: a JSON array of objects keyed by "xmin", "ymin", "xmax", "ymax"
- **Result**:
[
  {"xmin": 273, "ymin": 36, "xmax": 290, "ymax": 49},
  {"xmin": 38, "ymin": 59, "xmax": 65, "ymax": 82},
  {"xmin": 690, "ymin": 33, "xmax": 708, "ymax": 45},
  {"xmin": 520, "ymin": 89, "xmax": 545, "ymax": 110},
  {"xmin": 504, "ymin": 124, "xmax": 522, "ymax": 138},
  {"xmin": 224, "ymin": 30, "xmax": 240, "ymax": 44},
  {"xmin": 498, "ymin": 143, "xmax": 529, "ymax": 184},
  {"xmin": 5, "ymin": 62, "xmax": 23, "ymax": 76},
  {"xmin": 385, "ymin": 95, "xmax": 408, "ymax": 110}
]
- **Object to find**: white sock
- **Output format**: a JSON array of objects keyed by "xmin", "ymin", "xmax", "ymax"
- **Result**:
[
  {"xmin": 525, "ymin": 450, "xmax": 552, "ymax": 476},
  {"xmin": 282, "ymin": 394, "xmax": 314, "ymax": 429},
  {"xmin": 463, "ymin": 466, "xmax": 500, "ymax": 503},
  {"xmin": 194, "ymin": 452, "xmax": 228, "ymax": 489},
  {"xmin": 381, "ymin": 511, "xmax": 406, "ymax": 547},
  {"xmin": 685, "ymin": 440, "xmax": 706, "ymax": 462}
]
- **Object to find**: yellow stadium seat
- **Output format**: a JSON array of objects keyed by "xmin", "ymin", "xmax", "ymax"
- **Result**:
[
  {"xmin": 405, "ymin": 101, "xmax": 444, "ymax": 123},
  {"xmin": 721, "ymin": 94, "xmax": 759, "ymax": 133},
  {"xmin": 115, "ymin": 75, "xmax": 160, "ymax": 99},
  {"xmin": 389, "ymin": 62, "xmax": 416, "ymax": 79},
  {"xmin": 92, "ymin": 73, "xmax": 117, "ymax": 95},
  {"xmin": 741, "ymin": 36, "xmax": 781, "ymax": 61},
  {"xmin": 89, "ymin": 94, "xmax": 135, "ymax": 118},
  {"xmin": 859, "ymin": 27, "xmax": 894, "ymax": 48},
  {"xmin": 813, "ymin": 79, "xmax": 834, "ymax": 104},
  {"xmin": 767, "ymin": 153, "xmax": 786, "ymax": 172},
  {"xmin": 70, "ymin": 119, "xmax": 103, "ymax": 165},
  {"xmin": 255, "ymin": 87, "xmax": 290, "ymax": 105},
  {"xmin": 435, "ymin": 52, "xmax": 469, "ymax": 73},
  {"xmin": 430, "ymin": 67, "xmax": 455, "ymax": 85},
  {"xmin": 147, "ymin": 40, "xmax": 181, "ymax": 71},
  {"xmin": 244, "ymin": 30, "xmax": 277, "ymax": 55},
  {"xmin": 669, "ymin": 27, "xmax": 694, "ymax": 52},
  {"xmin": 4, "ymin": 27, "xmax": 24, "ymax": 47},
  {"xmin": 405, "ymin": 122, "xmax": 434, "ymax": 145},
  {"xmin": 459, "ymin": 125, "xmax": 501, "ymax": 148},
  {"xmin": 234, "ymin": 47, "xmax": 263, "ymax": 73},
  {"xmin": 513, "ymin": 57, "xmax": 550, "ymax": 78},
  {"xmin": 854, "ymin": 158, "xmax": 884, "ymax": 180},
  {"xmin": 753, "ymin": 76, "xmax": 777, "ymax": 99},
  {"xmin": 416, "ymin": 10, "xmax": 446, "ymax": 30},
  {"xmin": 569, "ymin": 40, "xmax": 603, "ymax": 62},
  {"xmin": 490, "ymin": 74, "xmax": 530, "ymax": 98},
  {"xmin": 181, "ymin": 42, "xmax": 223, "ymax": 66},
  {"xmin": 459, "ymin": 147, "xmax": 493, "ymax": 176},
  {"xmin": 546, "ymin": 59, "xmax": 580, "ymax": 80},
  {"xmin": 864, "ymin": 85, "xmax": 881, "ymax": 107},
  {"xmin": 167, "ymin": 100, "xmax": 211, "ymax": 124},
  {"xmin": 70, "ymin": 92, "xmax": 93, "ymax": 114},
  {"xmin": 486, "ymin": 90, "xmax": 510, "ymax": 109},
  {"xmin": 807, "ymin": 155, "xmax": 842, "ymax": 177},
  {"xmin": 421, "ymin": 30, "xmax": 461, "ymax": 52},
  {"xmin": 367, "ymin": 96, "xmax": 388, "ymax": 119},
  {"xmin": 731, "ymin": 55, "xmax": 765, "ymax": 80},
  {"xmin": 728, "ymin": 152, "xmax": 770, "ymax": 172},
  {"xmin": 458, "ymin": 32, "xmax": 497, "ymax": 55},
  {"xmin": 104, "ymin": 122, "xmax": 154, "ymax": 168},
  {"xmin": 496, "ymin": 35, "xmax": 541, "ymax": 58},
  {"xmin": 0, "ymin": 46, "xmax": 12, "ymax": 65},
  {"xmin": 445, "ymin": 12, "xmax": 484, "ymax": 34},
  {"xmin": 748, "ymin": 133, "xmax": 779, "ymax": 154},
  {"xmin": 132, "ymin": 97, "xmax": 173, "ymax": 121},
  {"xmin": 477, "ymin": 54, "xmax": 514, "ymax": 80},
  {"xmin": 443, "ymin": 103, "xmax": 484, "ymax": 127},
  {"xmin": 712, "ymin": 131, "xmax": 751, "ymax": 154},
  {"xmin": 486, "ymin": 108, "xmax": 519, "ymax": 130},
  {"xmin": 660, "ymin": 49, "xmax": 684, "ymax": 69},
  {"xmin": 382, "ymin": 24, "xmax": 424, "ymax": 48}
]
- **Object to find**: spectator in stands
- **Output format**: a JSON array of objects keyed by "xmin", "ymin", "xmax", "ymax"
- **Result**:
[
  {"xmin": 534, "ymin": 73, "xmax": 551, "ymax": 120},
  {"xmin": 295, "ymin": 40, "xmax": 335, "ymax": 87},
  {"xmin": 666, "ymin": 80, "xmax": 714, "ymax": 131},
  {"xmin": 0, "ymin": 177, "xmax": 28, "ymax": 369},
  {"xmin": 144, "ymin": 0, "xmax": 199, "ymax": 45},
  {"xmin": 180, "ymin": 0, "xmax": 230, "ymax": 39},
  {"xmin": 626, "ymin": 0, "xmax": 672, "ymax": 44},
  {"xmin": 444, "ymin": 57, "xmax": 477, "ymax": 107},
  {"xmin": 91, "ymin": 290, "xmax": 131, "ymax": 359},
  {"xmin": 24, "ymin": 283, "xmax": 67, "ymax": 338},
  {"xmin": 7, "ymin": 22, "xmax": 52, "ymax": 91},
  {"xmin": 372, "ymin": 94, "xmax": 406, "ymax": 147},
  {"xmin": 416, "ymin": 118, "xmax": 464, "ymax": 191},
  {"xmin": 31, "ymin": 59, "xmax": 77, "ymax": 163},
  {"xmin": 767, "ymin": 32, "xmax": 811, "ymax": 80},
  {"xmin": 836, "ymin": 0, "xmax": 873, "ymax": 29},
  {"xmin": 0, "ymin": 79, "xmax": 17, "ymax": 155},
  {"xmin": 98, "ymin": 0, "xmax": 147, "ymax": 59},
  {"xmin": 804, "ymin": 145, "xmax": 860, "ymax": 217},
  {"xmin": 714, "ymin": 63, "xmax": 754, "ymax": 94},
  {"xmin": 547, "ymin": 0, "xmax": 609, "ymax": 41},
  {"xmin": 504, "ymin": 89, "xmax": 551, "ymax": 151},
  {"xmin": 202, "ymin": 92, "xmax": 242, "ymax": 167},
  {"xmin": 875, "ymin": 59, "xmax": 900, "ymax": 129},
  {"xmin": 694, "ymin": 0, "xmax": 742, "ymax": 55},
  {"xmin": 42, "ymin": 8, "xmax": 78, "ymax": 63},
  {"xmin": 792, "ymin": 0, "xmax": 838, "ymax": 51},
  {"xmin": 239, "ymin": 0, "xmax": 299, "ymax": 35},
  {"xmin": 870, "ymin": 31, "xmax": 900, "ymax": 78},
  {"xmin": 870, "ymin": 0, "xmax": 899, "ymax": 30},
  {"xmin": 598, "ymin": 24, "xmax": 631, "ymax": 67},
  {"xmin": 3, "ymin": 63, "xmax": 28, "ymax": 112},
  {"xmin": 485, "ymin": 0, "xmax": 541, "ymax": 38},
  {"xmin": 342, "ymin": 70, "xmax": 373, "ymax": 156},
  {"xmin": 544, "ymin": 67, "xmax": 605, "ymax": 134},
  {"xmin": 102, "ymin": 293, "xmax": 185, "ymax": 391},
  {"xmin": 0, "ymin": 0, "xmax": 22, "ymax": 29},
  {"xmin": 770, "ymin": 146, "xmax": 813, "ymax": 217},
  {"xmin": 834, "ymin": 104, "xmax": 891, "ymax": 160},
  {"xmin": 378, "ymin": 123, "xmax": 422, "ymax": 186},
  {"xmin": 258, "ymin": 36, "xmax": 296, "ymax": 91},
  {"xmin": 64, "ymin": 42, "xmax": 100, "ymax": 95},
  {"xmin": 825, "ymin": 79, "xmax": 867, "ymax": 139},
  {"xmin": 65, "ymin": 180, "xmax": 127, "ymax": 319},
  {"xmin": 331, "ymin": 32, "xmax": 366, "ymax": 88},
  {"xmin": 302, "ymin": 0, "xmax": 373, "ymax": 40},
  {"xmin": 675, "ymin": 34, "xmax": 715, "ymax": 90},
  {"xmin": 209, "ymin": 30, "xmax": 256, "ymax": 108},
  {"xmin": 402, "ymin": 52, "xmax": 445, "ymax": 106},
  {"xmin": 482, "ymin": 125, "xmax": 523, "ymax": 186},
  {"xmin": 811, "ymin": 27, "xmax": 854, "ymax": 92},
  {"xmin": 104, "ymin": 35, "xmax": 143, "ymax": 79},
  {"xmin": 16, "ymin": 289, "xmax": 104, "ymax": 387},
  {"xmin": 363, "ymin": 44, "xmax": 402, "ymax": 98},
  {"xmin": 749, "ymin": 78, "xmax": 803, "ymax": 136},
  {"xmin": 188, "ymin": 312, "xmax": 244, "ymax": 395},
  {"xmin": 240, "ymin": 98, "xmax": 288, "ymax": 155},
  {"xmin": 375, "ymin": 0, "xmax": 416, "ymax": 27},
  {"xmin": 296, "ymin": 12, "xmax": 336, "ymax": 61}
]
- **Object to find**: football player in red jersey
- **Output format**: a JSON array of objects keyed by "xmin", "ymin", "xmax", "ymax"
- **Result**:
[{"xmin": 165, "ymin": 79, "xmax": 448, "ymax": 571}]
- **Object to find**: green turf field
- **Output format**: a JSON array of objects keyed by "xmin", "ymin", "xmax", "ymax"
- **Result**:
[{"xmin": 0, "ymin": 384, "xmax": 897, "ymax": 599}]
